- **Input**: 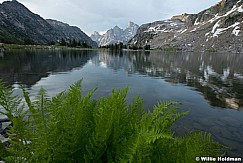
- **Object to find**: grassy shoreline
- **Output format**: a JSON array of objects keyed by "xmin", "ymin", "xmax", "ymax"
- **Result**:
[
  {"xmin": 0, "ymin": 43, "xmax": 230, "ymax": 53},
  {"xmin": 1, "ymin": 43, "xmax": 99, "ymax": 51}
]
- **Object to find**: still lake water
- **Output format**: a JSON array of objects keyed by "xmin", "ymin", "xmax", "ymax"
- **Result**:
[{"xmin": 0, "ymin": 49, "xmax": 243, "ymax": 156}]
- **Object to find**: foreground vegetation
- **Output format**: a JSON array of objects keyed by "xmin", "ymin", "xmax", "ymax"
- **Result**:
[{"xmin": 0, "ymin": 81, "xmax": 227, "ymax": 162}]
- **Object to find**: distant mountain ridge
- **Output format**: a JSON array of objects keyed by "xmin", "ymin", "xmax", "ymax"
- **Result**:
[
  {"xmin": 0, "ymin": 0, "xmax": 97, "ymax": 47},
  {"xmin": 90, "ymin": 22, "xmax": 139, "ymax": 47},
  {"xmin": 129, "ymin": 0, "xmax": 243, "ymax": 52}
]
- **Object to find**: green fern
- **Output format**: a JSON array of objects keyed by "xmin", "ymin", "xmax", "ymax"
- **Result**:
[{"xmin": 0, "ymin": 80, "xmax": 228, "ymax": 162}]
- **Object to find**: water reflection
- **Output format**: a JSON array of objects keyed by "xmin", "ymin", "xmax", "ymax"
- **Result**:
[
  {"xmin": 0, "ymin": 49, "xmax": 243, "ymax": 156},
  {"xmin": 0, "ymin": 49, "xmax": 96, "ymax": 87},
  {"xmin": 1, "ymin": 49, "xmax": 242, "ymax": 109},
  {"xmin": 92, "ymin": 51, "xmax": 243, "ymax": 109},
  {"xmin": 89, "ymin": 50, "xmax": 243, "ymax": 156}
]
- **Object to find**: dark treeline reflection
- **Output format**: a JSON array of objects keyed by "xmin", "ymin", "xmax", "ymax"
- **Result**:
[
  {"xmin": 0, "ymin": 49, "xmax": 243, "ymax": 109},
  {"xmin": 93, "ymin": 51, "xmax": 243, "ymax": 109},
  {"xmin": 1, "ymin": 49, "xmax": 243, "ymax": 157},
  {"xmin": 0, "ymin": 49, "xmax": 97, "ymax": 87}
]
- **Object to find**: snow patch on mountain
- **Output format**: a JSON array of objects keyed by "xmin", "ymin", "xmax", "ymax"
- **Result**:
[
  {"xmin": 209, "ymin": 3, "xmax": 243, "ymax": 23},
  {"xmin": 232, "ymin": 26, "xmax": 241, "ymax": 36},
  {"xmin": 143, "ymin": 20, "xmax": 185, "ymax": 34},
  {"xmin": 206, "ymin": 22, "xmax": 241, "ymax": 38},
  {"xmin": 129, "ymin": 0, "xmax": 243, "ymax": 52}
]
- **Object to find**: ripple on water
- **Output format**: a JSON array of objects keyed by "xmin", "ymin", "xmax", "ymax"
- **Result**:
[
  {"xmin": 197, "ymin": 117, "xmax": 216, "ymax": 127},
  {"xmin": 219, "ymin": 116, "xmax": 241, "ymax": 128},
  {"xmin": 216, "ymin": 136, "xmax": 243, "ymax": 157}
]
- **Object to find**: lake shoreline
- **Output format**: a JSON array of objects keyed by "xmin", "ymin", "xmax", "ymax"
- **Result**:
[
  {"xmin": 0, "ymin": 49, "xmax": 243, "ymax": 157},
  {"xmin": 2, "ymin": 43, "xmax": 243, "ymax": 54},
  {"xmin": 1, "ymin": 43, "xmax": 100, "ymax": 51}
]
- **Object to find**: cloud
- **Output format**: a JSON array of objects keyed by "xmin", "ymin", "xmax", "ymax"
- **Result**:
[{"xmin": 0, "ymin": 0, "xmax": 219, "ymax": 35}]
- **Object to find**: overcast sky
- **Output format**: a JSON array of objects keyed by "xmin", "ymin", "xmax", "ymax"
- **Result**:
[{"xmin": 0, "ymin": 0, "xmax": 220, "ymax": 35}]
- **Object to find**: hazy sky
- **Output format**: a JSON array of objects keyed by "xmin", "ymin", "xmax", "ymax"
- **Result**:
[{"xmin": 0, "ymin": 0, "xmax": 220, "ymax": 35}]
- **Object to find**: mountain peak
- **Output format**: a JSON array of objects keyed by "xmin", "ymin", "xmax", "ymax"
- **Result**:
[
  {"xmin": 129, "ymin": 0, "xmax": 243, "ymax": 52},
  {"xmin": 0, "ymin": 1, "xmax": 97, "ymax": 47},
  {"xmin": 94, "ymin": 31, "xmax": 100, "ymax": 35},
  {"xmin": 3, "ymin": 0, "xmax": 22, "ymax": 6},
  {"xmin": 91, "ymin": 21, "xmax": 139, "ymax": 47},
  {"xmin": 127, "ymin": 21, "xmax": 135, "ymax": 27},
  {"xmin": 113, "ymin": 25, "xmax": 121, "ymax": 30}
]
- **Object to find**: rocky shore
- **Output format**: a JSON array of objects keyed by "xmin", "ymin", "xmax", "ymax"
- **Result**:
[{"xmin": 0, "ymin": 117, "xmax": 11, "ymax": 147}]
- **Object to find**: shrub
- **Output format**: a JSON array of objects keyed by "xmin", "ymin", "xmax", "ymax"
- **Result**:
[{"xmin": 0, "ymin": 80, "xmax": 227, "ymax": 162}]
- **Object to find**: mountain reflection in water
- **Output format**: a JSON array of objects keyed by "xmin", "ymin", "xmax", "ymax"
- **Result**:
[
  {"xmin": 0, "ymin": 49, "xmax": 243, "ymax": 156},
  {"xmin": 0, "ymin": 49, "xmax": 96, "ymax": 87},
  {"xmin": 0, "ymin": 49, "xmax": 242, "ymax": 109},
  {"xmin": 94, "ymin": 50, "xmax": 243, "ymax": 109}
]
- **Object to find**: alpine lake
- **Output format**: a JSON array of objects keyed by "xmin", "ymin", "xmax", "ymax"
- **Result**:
[{"xmin": 0, "ymin": 48, "xmax": 243, "ymax": 157}]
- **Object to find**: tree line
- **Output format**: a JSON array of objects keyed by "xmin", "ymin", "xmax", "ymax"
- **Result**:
[
  {"xmin": 100, "ymin": 42, "xmax": 150, "ymax": 50},
  {"xmin": 60, "ymin": 38, "xmax": 92, "ymax": 48},
  {"xmin": 0, "ymin": 36, "xmax": 92, "ymax": 48}
]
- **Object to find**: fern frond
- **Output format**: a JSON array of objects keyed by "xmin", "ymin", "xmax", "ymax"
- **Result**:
[
  {"xmin": 0, "ymin": 80, "xmax": 228, "ymax": 162},
  {"xmin": 0, "ymin": 81, "xmax": 23, "ymax": 119}
]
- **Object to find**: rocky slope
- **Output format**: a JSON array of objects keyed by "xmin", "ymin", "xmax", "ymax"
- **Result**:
[
  {"xmin": 90, "ymin": 21, "xmax": 139, "ymax": 47},
  {"xmin": 0, "ymin": 0, "xmax": 97, "ymax": 47},
  {"xmin": 129, "ymin": 0, "xmax": 243, "ymax": 52},
  {"xmin": 46, "ymin": 19, "xmax": 97, "ymax": 47},
  {"xmin": 90, "ymin": 31, "xmax": 102, "ymax": 44}
]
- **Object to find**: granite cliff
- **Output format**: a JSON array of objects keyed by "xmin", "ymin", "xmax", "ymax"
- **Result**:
[
  {"xmin": 129, "ymin": 0, "xmax": 243, "ymax": 52},
  {"xmin": 91, "ymin": 22, "xmax": 139, "ymax": 47},
  {"xmin": 0, "ymin": 0, "xmax": 97, "ymax": 47}
]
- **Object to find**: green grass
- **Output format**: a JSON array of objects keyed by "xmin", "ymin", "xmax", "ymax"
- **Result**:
[
  {"xmin": 0, "ymin": 80, "xmax": 228, "ymax": 162},
  {"xmin": 2, "ymin": 44, "xmax": 59, "ymax": 50},
  {"xmin": 2, "ymin": 43, "xmax": 100, "ymax": 51}
]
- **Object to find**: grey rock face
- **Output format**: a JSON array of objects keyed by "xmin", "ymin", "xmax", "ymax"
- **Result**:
[
  {"xmin": 0, "ymin": 1, "xmax": 57, "ymax": 44},
  {"xmin": 0, "ymin": 1, "xmax": 97, "ymax": 47},
  {"xmin": 90, "ymin": 31, "xmax": 102, "ymax": 43},
  {"xmin": 91, "ymin": 21, "xmax": 139, "ymax": 47},
  {"xmin": 129, "ymin": 0, "xmax": 243, "ymax": 52},
  {"xmin": 99, "ymin": 25, "xmax": 124, "ymax": 46},
  {"xmin": 129, "ymin": 19, "xmax": 186, "ymax": 49},
  {"xmin": 46, "ymin": 19, "xmax": 97, "ymax": 47}
]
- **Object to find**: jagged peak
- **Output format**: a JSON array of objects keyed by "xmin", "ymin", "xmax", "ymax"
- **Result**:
[
  {"xmin": 127, "ymin": 21, "xmax": 135, "ymax": 27},
  {"xmin": 92, "ymin": 21, "xmax": 139, "ymax": 46},
  {"xmin": 127, "ymin": 21, "xmax": 139, "ymax": 29},
  {"xmin": 93, "ymin": 31, "xmax": 100, "ymax": 34},
  {"xmin": 113, "ymin": 25, "xmax": 121, "ymax": 30}
]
